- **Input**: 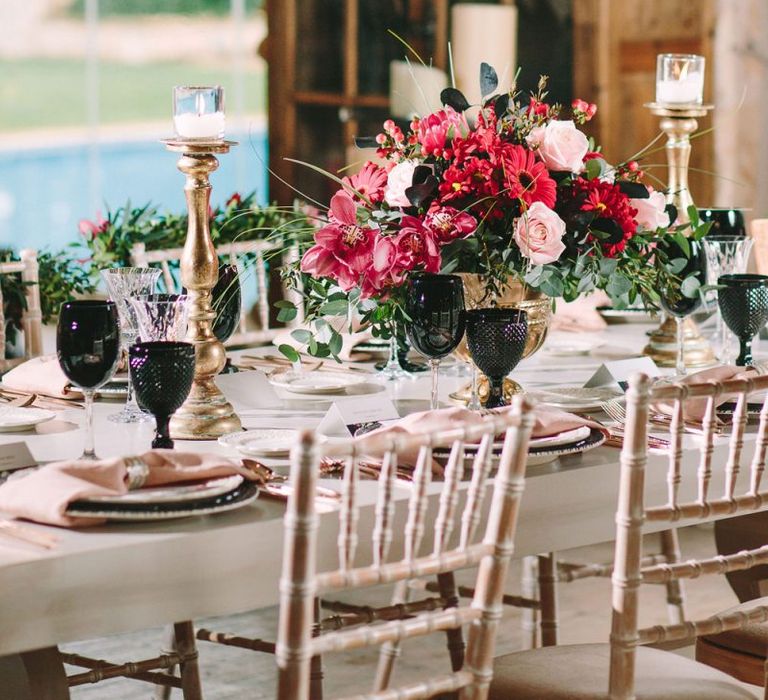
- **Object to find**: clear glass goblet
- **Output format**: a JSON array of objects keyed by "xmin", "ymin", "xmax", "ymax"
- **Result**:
[
  {"xmin": 101, "ymin": 267, "xmax": 161, "ymax": 423},
  {"xmin": 130, "ymin": 294, "xmax": 190, "ymax": 343}
]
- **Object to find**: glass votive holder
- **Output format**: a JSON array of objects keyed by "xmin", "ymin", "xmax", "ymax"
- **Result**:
[
  {"xmin": 173, "ymin": 85, "xmax": 225, "ymax": 141},
  {"xmin": 655, "ymin": 54, "xmax": 705, "ymax": 106}
]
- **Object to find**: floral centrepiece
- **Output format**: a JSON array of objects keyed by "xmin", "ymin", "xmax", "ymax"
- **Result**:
[{"xmin": 283, "ymin": 68, "xmax": 709, "ymax": 361}]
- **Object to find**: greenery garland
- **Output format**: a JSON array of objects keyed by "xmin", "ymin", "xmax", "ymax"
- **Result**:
[{"xmin": 0, "ymin": 192, "xmax": 315, "ymax": 335}]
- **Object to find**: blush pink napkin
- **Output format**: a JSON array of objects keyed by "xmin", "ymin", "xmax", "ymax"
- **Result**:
[
  {"xmin": 653, "ymin": 365, "xmax": 759, "ymax": 422},
  {"xmin": 1, "ymin": 355, "xmax": 73, "ymax": 399},
  {"xmin": 0, "ymin": 450, "xmax": 257, "ymax": 527},
  {"xmin": 550, "ymin": 291, "xmax": 611, "ymax": 333},
  {"xmin": 357, "ymin": 406, "xmax": 607, "ymax": 472}
]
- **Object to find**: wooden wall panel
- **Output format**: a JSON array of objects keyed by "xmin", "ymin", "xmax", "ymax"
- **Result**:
[{"xmin": 573, "ymin": 0, "xmax": 715, "ymax": 206}]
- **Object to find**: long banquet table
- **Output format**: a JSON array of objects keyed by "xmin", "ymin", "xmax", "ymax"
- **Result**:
[{"xmin": 0, "ymin": 321, "xmax": 763, "ymax": 662}]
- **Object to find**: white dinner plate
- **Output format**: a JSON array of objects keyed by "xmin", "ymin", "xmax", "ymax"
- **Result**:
[
  {"xmin": 597, "ymin": 307, "xmax": 656, "ymax": 324},
  {"xmin": 220, "ymin": 428, "xmax": 327, "ymax": 458},
  {"xmin": 268, "ymin": 369, "xmax": 368, "ymax": 394},
  {"xmin": 526, "ymin": 386, "xmax": 623, "ymax": 412},
  {"xmin": 544, "ymin": 340, "xmax": 596, "ymax": 357},
  {"xmin": 81, "ymin": 475, "xmax": 245, "ymax": 505},
  {"xmin": 0, "ymin": 406, "xmax": 56, "ymax": 432}
]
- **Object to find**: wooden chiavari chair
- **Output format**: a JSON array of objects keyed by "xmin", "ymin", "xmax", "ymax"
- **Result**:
[
  {"xmin": 275, "ymin": 397, "xmax": 535, "ymax": 699},
  {"xmin": 130, "ymin": 239, "xmax": 301, "ymax": 347},
  {"xmin": 0, "ymin": 249, "xmax": 43, "ymax": 368},
  {"xmin": 486, "ymin": 372, "xmax": 766, "ymax": 699}
]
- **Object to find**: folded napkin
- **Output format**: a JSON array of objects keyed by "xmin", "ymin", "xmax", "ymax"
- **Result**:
[
  {"xmin": 272, "ymin": 326, "xmax": 374, "ymax": 362},
  {"xmin": 1, "ymin": 355, "xmax": 73, "ymax": 399},
  {"xmin": 355, "ymin": 406, "xmax": 607, "ymax": 475},
  {"xmin": 0, "ymin": 450, "xmax": 257, "ymax": 527},
  {"xmin": 550, "ymin": 291, "xmax": 611, "ymax": 333},
  {"xmin": 653, "ymin": 365, "xmax": 759, "ymax": 422}
]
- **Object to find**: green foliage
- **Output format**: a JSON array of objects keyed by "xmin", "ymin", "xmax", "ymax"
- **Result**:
[
  {"xmin": 37, "ymin": 251, "xmax": 95, "ymax": 323},
  {"xmin": 67, "ymin": 0, "xmax": 263, "ymax": 18},
  {"xmin": 78, "ymin": 192, "xmax": 316, "ymax": 288}
]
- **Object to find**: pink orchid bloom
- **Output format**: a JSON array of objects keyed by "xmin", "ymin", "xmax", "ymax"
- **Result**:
[
  {"xmin": 78, "ymin": 213, "xmax": 108, "ymax": 240},
  {"xmin": 424, "ymin": 206, "xmax": 476, "ymax": 243},
  {"xmin": 300, "ymin": 191, "xmax": 377, "ymax": 292}
]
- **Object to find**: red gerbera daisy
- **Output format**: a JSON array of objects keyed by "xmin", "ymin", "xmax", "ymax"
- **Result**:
[
  {"xmin": 500, "ymin": 144, "xmax": 557, "ymax": 209},
  {"xmin": 342, "ymin": 162, "xmax": 388, "ymax": 204}
]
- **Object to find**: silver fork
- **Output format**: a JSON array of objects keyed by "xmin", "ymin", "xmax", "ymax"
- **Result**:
[
  {"xmin": 601, "ymin": 398, "xmax": 720, "ymax": 436},
  {"xmin": 596, "ymin": 401, "xmax": 670, "ymax": 449}
]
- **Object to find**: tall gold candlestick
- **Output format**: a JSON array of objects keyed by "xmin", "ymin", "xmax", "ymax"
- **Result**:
[
  {"xmin": 642, "ymin": 103, "xmax": 715, "ymax": 369},
  {"xmin": 163, "ymin": 138, "xmax": 242, "ymax": 440}
]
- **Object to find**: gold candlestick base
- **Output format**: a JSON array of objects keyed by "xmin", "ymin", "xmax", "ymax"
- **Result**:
[
  {"xmin": 641, "ymin": 102, "xmax": 716, "ymax": 367},
  {"xmin": 642, "ymin": 316, "xmax": 715, "ymax": 369},
  {"xmin": 163, "ymin": 138, "xmax": 242, "ymax": 440}
]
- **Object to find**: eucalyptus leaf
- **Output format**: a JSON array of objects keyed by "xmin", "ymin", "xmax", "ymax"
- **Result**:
[
  {"xmin": 319, "ymin": 299, "xmax": 349, "ymax": 316},
  {"xmin": 290, "ymin": 329, "xmax": 313, "ymax": 344},
  {"xmin": 278, "ymin": 344, "xmax": 300, "ymax": 362},
  {"xmin": 680, "ymin": 275, "xmax": 702, "ymax": 298},
  {"xmin": 328, "ymin": 331, "xmax": 343, "ymax": 356},
  {"xmin": 585, "ymin": 158, "xmax": 605, "ymax": 181},
  {"xmin": 277, "ymin": 306, "xmax": 298, "ymax": 323},
  {"xmin": 479, "ymin": 62, "xmax": 498, "ymax": 98},
  {"xmin": 354, "ymin": 136, "xmax": 379, "ymax": 149},
  {"xmin": 617, "ymin": 181, "xmax": 649, "ymax": 199},
  {"xmin": 440, "ymin": 87, "xmax": 471, "ymax": 112}
]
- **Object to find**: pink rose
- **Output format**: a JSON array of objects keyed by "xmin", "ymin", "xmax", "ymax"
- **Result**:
[
  {"xmin": 533, "ymin": 120, "xmax": 589, "ymax": 173},
  {"xmin": 632, "ymin": 189, "xmax": 669, "ymax": 231},
  {"xmin": 384, "ymin": 160, "xmax": 418, "ymax": 208},
  {"xmin": 525, "ymin": 125, "xmax": 546, "ymax": 149},
  {"xmin": 513, "ymin": 201, "xmax": 567, "ymax": 265}
]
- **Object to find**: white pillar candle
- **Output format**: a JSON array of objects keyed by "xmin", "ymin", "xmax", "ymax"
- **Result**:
[
  {"xmin": 655, "ymin": 54, "xmax": 705, "ymax": 106},
  {"xmin": 389, "ymin": 61, "xmax": 448, "ymax": 119},
  {"xmin": 173, "ymin": 111, "xmax": 226, "ymax": 140}
]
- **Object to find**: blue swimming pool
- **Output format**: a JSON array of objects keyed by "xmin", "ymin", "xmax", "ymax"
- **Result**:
[{"xmin": 0, "ymin": 129, "xmax": 269, "ymax": 254}]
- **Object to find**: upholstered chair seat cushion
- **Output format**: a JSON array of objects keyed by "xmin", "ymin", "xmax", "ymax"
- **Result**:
[
  {"xmin": 489, "ymin": 643, "xmax": 758, "ymax": 699},
  {"xmin": 699, "ymin": 598, "xmax": 768, "ymax": 658}
]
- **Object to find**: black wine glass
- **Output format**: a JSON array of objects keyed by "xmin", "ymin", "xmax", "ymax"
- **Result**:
[
  {"xmin": 465, "ymin": 309, "xmax": 528, "ymax": 409},
  {"xmin": 699, "ymin": 208, "xmax": 747, "ymax": 239},
  {"xmin": 57, "ymin": 300, "xmax": 121, "ymax": 459},
  {"xmin": 718, "ymin": 274, "xmax": 768, "ymax": 366},
  {"xmin": 129, "ymin": 342, "xmax": 196, "ymax": 449},
  {"xmin": 405, "ymin": 274, "xmax": 465, "ymax": 410},
  {"xmin": 658, "ymin": 238, "xmax": 707, "ymax": 377}
]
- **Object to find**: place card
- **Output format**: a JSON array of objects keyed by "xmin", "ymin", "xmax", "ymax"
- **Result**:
[
  {"xmin": 0, "ymin": 442, "xmax": 36, "ymax": 473},
  {"xmin": 317, "ymin": 396, "xmax": 400, "ymax": 437},
  {"xmin": 584, "ymin": 357, "xmax": 660, "ymax": 391},
  {"xmin": 217, "ymin": 370, "xmax": 281, "ymax": 410}
]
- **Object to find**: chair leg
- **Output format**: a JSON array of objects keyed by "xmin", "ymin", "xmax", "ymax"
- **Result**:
[
  {"xmin": 437, "ymin": 572, "xmax": 466, "ymax": 672},
  {"xmin": 659, "ymin": 529, "xmax": 686, "ymax": 624},
  {"xmin": 310, "ymin": 599, "xmax": 324, "ymax": 700},
  {"xmin": 538, "ymin": 553, "xmax": 559, "ymax": 647},
  {"xmin": 521, "ymin": 556, "xmax": 539, "ymax": 649},
  {"xmin": 153, "ymin": 621, "xmax": 202, "ymax": 700}
]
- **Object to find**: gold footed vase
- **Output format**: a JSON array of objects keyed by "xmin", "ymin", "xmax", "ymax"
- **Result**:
[
  {"xmin": 450, "ymin": 274, "xmax": 552, "ymax": 406},
  {"xmin": 642, "ymin": 315, "xmax": 715, "ymax": 369}
]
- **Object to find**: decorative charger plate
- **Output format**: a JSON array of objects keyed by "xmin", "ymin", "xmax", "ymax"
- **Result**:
[
  {"xmin": 219, "ymin": 429, "xmax": 327, "ymax": 458},
  {"xmin": 81, "ymin": 475, "xmax": 244, "ymax": 505},
  {"xmin": 64, "ymin": 480, "xmax": 259, "ymax": 521},
  {"xmin": 0, "ymin": 406, "xmax": 56, "ymax": 432},
  {"xmin": 434, "ymin": 427, "xmax": 606, "ymax": 467},
  {"xmin": 69, "ymin": 378, "xmax": 129, "ymax": 400},
  {"xmin": 526, "ymin": 386, "xmax": 623, "ymax": 412},
  {"xmin": 597, "ymin": 307, "xmax": 656, "ymax": 324},
  {"xmin": 268, "ymin": 368, "xmax": 368, "ymax": 395}
]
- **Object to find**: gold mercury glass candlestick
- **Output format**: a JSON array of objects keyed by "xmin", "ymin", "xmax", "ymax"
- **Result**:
[
  {"xmin": 641, "ymin": 101, "xmax": 716, "ymax": 368},
  {"xmin": 163, "ymin": 137, "xmax": 242, "ymax": 439}
]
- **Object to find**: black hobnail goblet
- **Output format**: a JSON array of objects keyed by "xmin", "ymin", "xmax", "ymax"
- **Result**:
[
  {"xmin": 718, "ymin": 274, "xmax": 768, "ymax": 366},
  {"xmin": 129, "ymin": 341, "xmax": 195, "ymax": 449},
  {"xmin": 405, "ymin": 273, "xmax": 466, "ymax": 410},
  {"xmin": 658, "ymin": 237, "xmax": 707, "ymax": 377},
  {"xmin": 699, "ymin": 208, "xmax": 747, "ymax": 239},
  {"xmin": 465, "ymin": 309, "xmax": 528, "ymax": 409},
  {"xmin": 57, "ymin": 300, "xmax": 121, "ymax": 459}
]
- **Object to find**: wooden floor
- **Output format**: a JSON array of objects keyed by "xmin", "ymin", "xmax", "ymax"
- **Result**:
[{"xmin": 65, "ymin": 524, "xmax": 749, "ymax": 699}]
